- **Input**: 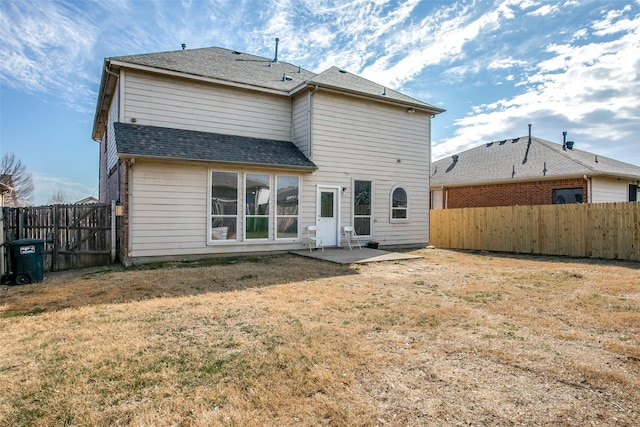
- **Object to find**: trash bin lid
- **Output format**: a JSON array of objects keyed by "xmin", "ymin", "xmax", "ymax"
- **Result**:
[{"xmin": 11, "ymin": 238, "xmax": 46, "ymax": 245}]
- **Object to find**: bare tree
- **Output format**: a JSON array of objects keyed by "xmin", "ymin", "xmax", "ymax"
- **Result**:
[
  {"xmin": 0, "ymin": 152, "xmax": 34, "ymax": 206},
  {"xmin": 47, "ymin": 188, "xmax": 71, "ymax": 205}
]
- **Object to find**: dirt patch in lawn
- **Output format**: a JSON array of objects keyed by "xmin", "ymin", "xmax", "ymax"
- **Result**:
[{"xmin": 1, "ymin": 249, "xmax": 638, "ymax": 426}]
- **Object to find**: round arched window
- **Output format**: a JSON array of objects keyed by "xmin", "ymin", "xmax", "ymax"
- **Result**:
[{"xmin": 391, "ymin": 186, "xmax": 408, "ymax": 221}]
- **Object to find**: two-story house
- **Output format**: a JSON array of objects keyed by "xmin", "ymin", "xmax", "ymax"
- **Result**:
[{"xmin": 92, "ymin": 46, "xmax": 444, "ymax": 264}]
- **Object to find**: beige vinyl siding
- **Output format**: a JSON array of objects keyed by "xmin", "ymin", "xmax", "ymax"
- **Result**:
[
  {"xmin": 122, "ymin": 71, "xmax": 292, "ymax": 141},
  {"xmin": 292, "ymin": 92, "xmax": 310, "ymax": 156},
  {"xmin": 106, "ymin": 84, "xmax": 120, "ymax": 171},
  {"xmin": 302, "ymin": 91, "xmax": 431, "ymax": 247},
  {"xmin": 128, "ymin": 161, "xmax": 306, "ymax": 258},
  {"xmin": 591, "ymin": 177, "xmax": 634, "ymax": 203}
]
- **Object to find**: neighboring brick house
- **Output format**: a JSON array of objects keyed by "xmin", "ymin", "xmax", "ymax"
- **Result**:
[
  {"xmin": 92, "ymin": 46, "xmax": 444, "ymax": 263},
  {"xmin": 430, "ymin": 132, "xmax": 640, "ymax": 209}
]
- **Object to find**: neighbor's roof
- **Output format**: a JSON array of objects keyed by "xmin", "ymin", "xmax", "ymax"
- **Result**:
[
  {"xmin": 114, "ymin": 123, "xmax": 317, "ymax": 171},
  {"xmin": 93, "ymin": 46, "xmax": 444, "ymax": 139},
  {"xmin": 430, "ymin": 136, "xmax": 640, "ymax": 187}
]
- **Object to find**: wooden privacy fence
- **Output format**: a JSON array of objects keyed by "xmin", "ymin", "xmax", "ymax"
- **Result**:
[
  {"xmin": 2, "ymin": 203, "xmax": 116, "ymax": 272},
  {"xmin": 430, "ymin": 202, "xmax": 640, "ymax": 261}
]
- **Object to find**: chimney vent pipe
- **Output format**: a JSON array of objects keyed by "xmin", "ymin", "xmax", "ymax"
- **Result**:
[{"xmin": 273, "ymin": 38, "xmax": 279, "ymax": 62}]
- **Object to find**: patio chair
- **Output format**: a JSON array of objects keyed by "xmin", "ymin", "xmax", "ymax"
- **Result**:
[
  {"xmin": 306, "ymin": 225, "xmax": 324, "ymax": 252},
  {"xmin": 342, "ymin": 226, "xmax": 362, "ymax": 250}
]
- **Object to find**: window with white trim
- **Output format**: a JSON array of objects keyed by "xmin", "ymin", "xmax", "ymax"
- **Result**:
[
  {"xmin": 245, "ymin": 174, "xmax": 271, "ymax": 239},
  {"xmin": 276, "ymin": 176, "xmax": 300, "ymax": 239},
  {"xmin": 353, "ymin": 180, "xmax": 372, "ymax": 236},
  {"xmin": 210, "ymin": 171, "xmax": 239, "ymax": 240},
  {"xmin": 390, "ymin": 186, "xmax": 408, "ymax": 222},
  {"xmin": 209, "ymin": 171, "xmax": 300, "ymax": 242}
]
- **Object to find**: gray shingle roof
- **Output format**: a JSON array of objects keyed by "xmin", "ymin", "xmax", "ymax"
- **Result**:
[
  {"xmin": 431, "ymin": 136, "xmax": 640, "ymax": 186},
  {"xmin": 111, "ymin": 47, "xmax": 317, "ymax": 93},
  {"xmin": 308, "ymin": 66, "xmax": 444, "ymax": 112},
  {"xmin": 114, "ymin": 123, "xmax": 316, "ymax": 170},
  {"xmin": 108, "ymin": 47, "xmax": 444, "ymax": 112}
]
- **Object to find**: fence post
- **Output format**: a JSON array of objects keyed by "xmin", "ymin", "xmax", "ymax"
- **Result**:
[
  {"xmin": 52, "ymin": 204, "xmax": 58, "ymax": 272},
  {"xmin": 17, "ymin": 207, "xmax": 23, "ymax": 240},
  {"xmin": 0, "ymin": 207, "xmax": 5, "ymax": 276}
]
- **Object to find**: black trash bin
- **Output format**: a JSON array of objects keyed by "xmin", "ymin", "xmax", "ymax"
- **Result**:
[{"xmin": 9, "ymin": 239, "xmax": 45, "ymax": 284}]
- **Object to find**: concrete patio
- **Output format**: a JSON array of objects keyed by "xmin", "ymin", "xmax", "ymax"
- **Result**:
[{"xmin": 290, "ymin": 247, "xmax": 422, "ymax": 264}]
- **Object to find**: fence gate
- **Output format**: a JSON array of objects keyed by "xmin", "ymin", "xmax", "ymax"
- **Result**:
[{"xmin": 2, "ymin": 203, "xmax": 116, "ymax": 272}]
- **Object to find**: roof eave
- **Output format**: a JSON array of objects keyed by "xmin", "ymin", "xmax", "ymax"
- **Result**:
[
  {"xmin": 109, "ymin": 59, "xmax": 296, "ymax": 96},
  {"xmin": 305, "ymin": 82, "xmax": 445, "ymax": 115},
  {"xmin": 92, "ymin": 59, "xmax": 120, "ymax": 141},
  {"xmin": 117, "ymin": 153, "xmax": 317, "ymax": 172},
  {"xmin": 430, "ymin": 173, "xmax": 597, "ymax": 188}
]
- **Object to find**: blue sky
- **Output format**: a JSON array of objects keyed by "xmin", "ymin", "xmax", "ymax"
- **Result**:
[{"xmin": 1, "ymin": 0, "xmax": 639, "ymax": 205}]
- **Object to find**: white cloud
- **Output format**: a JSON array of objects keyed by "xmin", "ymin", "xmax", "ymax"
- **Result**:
[
  {"xmin": 527, "ymin": 4, "xmax": 559, "ymax": 16},
  {"xmin": 0, "ymin": 0, "xmax": 99, "ymax": 111},
  {"xmin": 433, "ymin": 6, "xmax": 640, "ymax": 161},
  {"xmin": 487, "ymin": 57, "xmax": 528, "ymax": 70},
  {"xmin": 570, "ymin": 28, "xmax": 588, "ymax": 41},
  {"xmin": 359, "ymin": 0, "xmax": 520, "ymax": 88}
]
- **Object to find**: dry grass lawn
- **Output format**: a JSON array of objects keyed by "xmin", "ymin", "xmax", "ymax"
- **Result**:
[{"xmin": 0, "ymin": 248, "xmax": 639, "ymax": 426}]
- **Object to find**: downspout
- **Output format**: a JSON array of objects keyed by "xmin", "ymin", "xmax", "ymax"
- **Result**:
[
  {"xmin": 308, "ymin": 85, "xmax": 319, "ymax": 159},
  {"xmin": 583, "ymin": 175, "xmax": 591, "ymax": 203},
  {"xmin": 126, "ymin": 158, "xmax": 135, "ymax": 258},
  {"xmin": 444, "ymin": 187, "xmax": 449, "ymax": 209},
  {"xmin": 105, "ymin": 63, "xmax": 119, "ymax": 79}
]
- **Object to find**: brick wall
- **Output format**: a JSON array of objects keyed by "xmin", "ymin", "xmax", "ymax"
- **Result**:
[{"xmin": 446, "ymin": 178, "xmax": 587, "ymax": 208}]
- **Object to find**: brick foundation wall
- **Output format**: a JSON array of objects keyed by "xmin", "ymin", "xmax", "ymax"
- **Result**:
[{"xmin": 446, "ymin": 178, "xmax": 587, "ymax": 208}]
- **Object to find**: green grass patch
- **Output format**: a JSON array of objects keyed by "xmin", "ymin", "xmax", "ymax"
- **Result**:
[{"xmin": 2, "ymin": 307, "xmax": 46, "ymax": 318}]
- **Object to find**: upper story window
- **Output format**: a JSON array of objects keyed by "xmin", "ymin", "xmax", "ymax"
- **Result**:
[
  {"xmin": 390, "ymin": 186, "xmax": 408, "ymax": 222},
  {"xmin": 354, "ymin": 180, "xmax": 372, "ymax": 236}
]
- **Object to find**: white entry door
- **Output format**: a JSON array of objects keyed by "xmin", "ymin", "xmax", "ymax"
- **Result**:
[{"xmin": 316, "ymin": 186, "xmax": 339, "ymax": 247}]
